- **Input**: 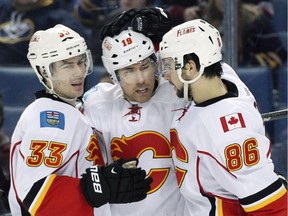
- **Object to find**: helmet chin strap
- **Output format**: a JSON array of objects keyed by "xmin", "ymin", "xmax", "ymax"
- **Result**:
[
  {"xmin": 177, "ymin": 65, "xmax": 205, "ymax": 101},
  {"xmin": 183, "ymin": 83, "xmax": 189, "ymax": 100}
]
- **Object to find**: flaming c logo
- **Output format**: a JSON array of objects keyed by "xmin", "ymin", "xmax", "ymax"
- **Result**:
[
  {"xmin": 111, "ymin": 131, "xmax": 172, "ymax": 194},
  {"xmin": 86, "ymin": 134, "xmax": 105, "ymax": 166}
]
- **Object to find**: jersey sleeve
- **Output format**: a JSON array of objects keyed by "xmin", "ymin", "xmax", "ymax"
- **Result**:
[
  {"xmin": 22, "ymin": 175, "xmax": 93, "ymax": 215},
  {"xmin": 9, "ymin": 101, "xmax": 98, "ymax": 215},
  {"xmin": 194, "ymin": 106, "xmax": 287, "ymax": 215}
]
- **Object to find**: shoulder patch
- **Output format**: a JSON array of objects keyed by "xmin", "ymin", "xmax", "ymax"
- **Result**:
[
  {"xmin": 40, "ymin": 110, "xmax": 65, "ymax": 130},
  {"xmin": 220, "ymin": 113, "xmax": 246, "ymax": 132}
]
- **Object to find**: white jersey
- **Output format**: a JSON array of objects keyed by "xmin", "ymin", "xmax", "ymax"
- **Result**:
[
  {"xmin": 171, "ymin": 63, "xmax": 287, "ymax": 215},
  {"xmin": 9, "ymin": 91, "xmax": 110, "ymax": 216},
  {"xmin": 83, "ymin": 79, "xmax": 183, "ymax": 216}
]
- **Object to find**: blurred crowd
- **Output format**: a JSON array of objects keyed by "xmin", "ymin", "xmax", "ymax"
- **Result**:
[{"xmin": 0, "ymin": 0, "xmax": 286, "ymax": 68}]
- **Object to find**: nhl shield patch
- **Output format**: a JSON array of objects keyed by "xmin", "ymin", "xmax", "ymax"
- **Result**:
[{"xmin": 40, "ymin": 110, "xmax": 65, "ymax": 130}]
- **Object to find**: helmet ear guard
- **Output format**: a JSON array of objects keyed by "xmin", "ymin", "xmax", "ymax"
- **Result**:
[
  {"xmin": 101, "ymin": 28, "xmax": 156, "ymax": 84},
  {"xmin": 27, "ymin": 24, "xmax": 93, "ymax": 91}
]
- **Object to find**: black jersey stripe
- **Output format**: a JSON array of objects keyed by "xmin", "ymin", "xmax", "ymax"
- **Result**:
[
  {"xmin": 201, "ymin": 192, "xmax": 216, "ymax": 216},
  {"xmin": 239, "ymin": 179, "xmax": 283, "ymax": 205},
  {"xmin": 23, "ymin": 177, "xmax": 46, "ymax": 210}
]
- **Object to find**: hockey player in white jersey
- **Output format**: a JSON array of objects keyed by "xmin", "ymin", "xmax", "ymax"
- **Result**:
[
  {"xmin": 159, "ymin": 19, "xmax": 287, "ymax": 215},
  {"xmin": 83, "ymin": 27, "xmax": 183, "ymax": 215},
  {"xmin": 8, "ymin": 24, "xmax": 151, "ymax": 216}
]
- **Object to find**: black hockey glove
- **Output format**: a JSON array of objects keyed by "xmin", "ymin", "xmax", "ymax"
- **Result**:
[
  {"xmin": 80, "ymin": 158, "xmax": 152, "ymax": 208},
  {"xmin": 100, "ymin": 7, "xmax": 171, "ymax": 42}
]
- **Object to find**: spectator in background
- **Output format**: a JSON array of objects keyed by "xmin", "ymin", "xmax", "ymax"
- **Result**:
[
  {"xmin": 0, "ymin": 93, "xmax": 10, "ymax": 215},
  {"xmin": 0, "ymin": 94, "xmax": 10, "ymax": 179},
  {"xmin": 203, "ymin": 0, "xmax": 285, "ymax": 69},
  {"xmin": 172, "ymin": 0, "xmax": 287, "ymax": 70},
  {"xmin": 73, "ymin": 0, "xmax": 155, "ymax": 65},
  {"xmin": 162, "ymin": 0, "xmax": 199, "ymax": 26},
  {"xmin": 60, "ymin": 0, "xmax": 81, "ymax": 12},
  {"xmin": 243, "ymin": 0, "xmax": 271, "ymax": 3},
  {"xmin": 158, "ymin": 0, "xmax": 198, "ymax": 6},
  {"xmin": 0, "ymin": 0, "xmax": 91, "ymax": 66}
]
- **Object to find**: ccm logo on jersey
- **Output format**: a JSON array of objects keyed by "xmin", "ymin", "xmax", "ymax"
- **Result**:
[{"xmin": 90, "ymin": 166, "xmax": 103, "ymax": 193}]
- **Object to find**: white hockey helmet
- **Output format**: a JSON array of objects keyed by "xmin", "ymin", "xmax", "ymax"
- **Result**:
[
  {"xmin": 160, "ymin": 19, "xmax": 222, "ymax": 80},
  {"xmin": 159, "ymin": 19, "xmax": 222, "ymax": 99},
  {"xmin": 27, "ymin": 24, "xmax": 93, "ymax": 91},
  {"xmin": 101, "ymin": 28, "xmax": 156, "ymax": 83}
]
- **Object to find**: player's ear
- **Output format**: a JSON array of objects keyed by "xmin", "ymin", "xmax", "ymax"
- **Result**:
[{"xmin": 182, "ymin": 60, "xmax": 197, "ymax": 80}]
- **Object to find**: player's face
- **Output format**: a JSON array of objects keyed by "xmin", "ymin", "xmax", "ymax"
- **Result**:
[
  {"xmin": 161, "ymin": 57, "xmax": 185, "ymax": 97},
  {"xmin": 49, "ymin": 54, "xmax": 87, "ymax": 99},
  {"xmin": 117, "ymin": 57, "xmax": 156, "ymax": 103}
]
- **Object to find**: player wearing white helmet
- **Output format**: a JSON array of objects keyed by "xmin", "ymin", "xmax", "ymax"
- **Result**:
[
  {"xmin": 83, "ymin": 27, "xmax": 183, "ymax": 216},
  {"xmin": 27, "ymin": 24, "xmax": 93, "ymax": 105},
  {"xmin": 159, "ymin": 19, "xmax": 287, "ymax": 215},
  {"xmin": 8, "ymin": 24, "xmax": 151, "ymax": 216},
  {"xmin": 102, "ymin": 30, "xmax": 156, "ymax": 73},
  {"xmin": 160, "ymin": 18, "xmax": 222, "ymax": 100}
]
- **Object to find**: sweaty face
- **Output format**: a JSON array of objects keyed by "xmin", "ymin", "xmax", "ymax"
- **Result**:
[
  {"xmin": 49, "ymin": 54, "xmax": 87, "ymax": 100},
  {"xmin": 117, "ymin": 57, "xmax": 156, "ymax": 103}
]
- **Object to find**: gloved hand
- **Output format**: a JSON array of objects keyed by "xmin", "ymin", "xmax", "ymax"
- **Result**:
[
  {"xmin": 100, "ymin": 7, "xmax": 171, "ymax": 42},
  {"xmin": 80, "ymin": 158, "xmax": 152, "ymax": 208}
]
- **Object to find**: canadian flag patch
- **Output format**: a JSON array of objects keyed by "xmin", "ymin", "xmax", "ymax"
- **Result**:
[{"xmin": 220, "ymin": 113, "xmax": 246, "ymax": 132}]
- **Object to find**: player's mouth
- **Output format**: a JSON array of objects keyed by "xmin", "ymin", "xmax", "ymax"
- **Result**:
[
  {"xmin": 72, "ymin": 82, "xmax": 84, "ymax": 90},
  {"xmin": 136, "ymin": 88, "xmax": 148, "ymax": 94}
]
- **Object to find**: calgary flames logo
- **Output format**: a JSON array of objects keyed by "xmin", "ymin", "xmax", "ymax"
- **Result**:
[
  {"xmin": 111, "ymin": 131, "xmax": 172, "ymax": 194},
  {"xmin": 86, "ymin": 133, "xmax": 105, "ymax": 166}
]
